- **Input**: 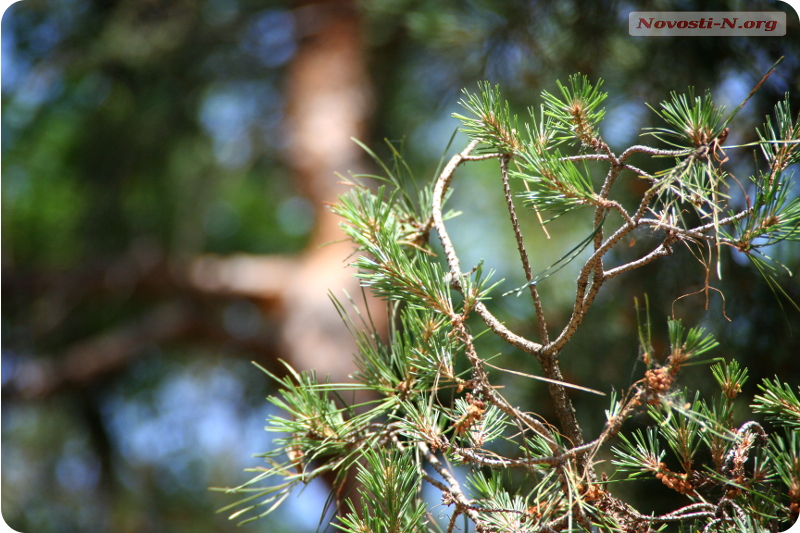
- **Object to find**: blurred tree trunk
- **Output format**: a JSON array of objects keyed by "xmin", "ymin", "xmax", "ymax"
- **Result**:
[
  {"xmin": 279, "ymin": 0, "xmax": 380, "ymax": 515},
  {"xmin": 279, "ymin": 0, "xmax": 381, "ymax": 384}
]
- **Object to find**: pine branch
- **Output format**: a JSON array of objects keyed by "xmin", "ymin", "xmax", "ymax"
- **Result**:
[
  {"xmin": 499, "ymin": 154, "xmax": 550, "ymax": 344},
  {"xmin": 224, "ymin": 75, "xmax": 800, "ymax": 533}
]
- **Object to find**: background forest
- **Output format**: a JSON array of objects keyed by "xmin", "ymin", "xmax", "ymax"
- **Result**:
[{"xmin": 2, "ymin": 0, "xmax": 800, "ymax": 532}]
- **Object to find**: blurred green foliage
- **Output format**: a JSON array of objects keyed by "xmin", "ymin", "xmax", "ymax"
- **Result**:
[{"xmin": 2, "ymin": 0, "xmax": 799, "ymax": 531}]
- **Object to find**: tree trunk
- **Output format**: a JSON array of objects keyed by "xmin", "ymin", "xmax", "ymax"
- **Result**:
[{"xmin": 280, "ymin": 0, "xmax": 382, "ymax": 384}]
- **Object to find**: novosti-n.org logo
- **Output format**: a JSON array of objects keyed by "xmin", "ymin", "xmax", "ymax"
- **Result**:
[{"xmin": 629, "ymin": 11, "xmax": 786, "ymax": 36}]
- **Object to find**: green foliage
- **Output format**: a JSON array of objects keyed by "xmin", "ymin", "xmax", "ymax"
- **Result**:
[
  {"xmin": 541, "ymin": 74, "xmax": 608, "ymax": 147},
  {"xmin": 768, "ymin": 430, "xmax": 800, "ymax": 505},
  {"xmin": 667, "ymin": 319, "xmax": 719, "ymax": 362},
  {"xmin": 467, "ymin": 471, "xmax": 538, "ymax": 531},
  {"xmin": 611, "ymin": 427, "xmax": 666, "ymax": 477},
  {"xmin": 516, "ymin": 141, "xmax": 598, "ymax": 218},
  {"xmin": 646, "ymin": 89, "xmax": 726, "ymax": 148},
  {"xmin": 215, "ymin": 362, "xmax": 391, "ymax": 525},
  {"xmin": 714, "ymin": 96, "xmax": 800, "ymax": 307},
  {"xmin": 612, "ymin": 359, "xmax": 797, "ymax": 529},
  {"xmin": 454, "ymin": 81, "xmax": 521, "ymax": 153},
  {"xmin": 758, "ymin": 96, "xmax": 800, "ymax": 170},
  {"xmin": 334, "ymin": 185, "xmax": 455, "ymax": 313},
  {"xmin": 225, "ymin": 77, "xmax": 800, "ymax": 532},
  {"xmin": 337, "ymin": 449, "xmax": 430, "ymax": 533},
  {"xmin": 752, "ymin": 378, "xmax": 800, "ymax": 430}
]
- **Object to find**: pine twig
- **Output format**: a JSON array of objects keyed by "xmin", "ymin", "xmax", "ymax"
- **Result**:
[
  {"xmin": 499, "ymin": 153, "xmax": 549, "ymax": 343},
  {"xmin": 431, "ymin": 140, "xmax": 544, "ymax": 357},
  {"xmin": 419, "ymin": 442, "xmax": 484, "ymax": 526}
]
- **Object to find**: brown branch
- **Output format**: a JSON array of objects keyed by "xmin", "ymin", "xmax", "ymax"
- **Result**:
[
  {"xmin": 542, "ymin": 219, "xmax": 634, "ymax": 357},
  {"xmin": 430, "ymin": 144, "xmax": 586, "ymax": 453},
  {"xmin": 637, "ymin": 208, "xmax": 750, "ymax": 244},
  {"xmin": 419, "ymin": 442, "xmax": 484, "ymax": 526},
  {"xmin": 621, "ymin": 163, "xmax": 655, "ymax": 179},
  {"xmin": 542, "ymin": 159, "xmax": 676, "ymax": 359},
  {"xmin": 189, "ymin": 254, "xmax": 300, "ymax": 298},
  {"xmin": 431, "ymin": 139, "xmax": 483, "ymax": 291},
  {"xmin": 451, "ymin": 313, "xmax": 559, "ymax": 451},
  {"xmin": 453, "ymin": 447, "xmax": 559, "ymax": 468},
  {"xmin": 618, "ymin": 145, "xmax": 692, "ymax": 162},
  {"xmin": 603, "ymin": 243, "xmax": 673, "ymax": 279},
  {"xmin": 12, "ymin": 301, "xmax": 201, "ymax": 399},
  {"xmin": 600, "ymin": 199, "xmax": 635, "ymax": 226},
  {"xmin": 452, "ymin": 443, "xmax": 605, "ymax": 470},
  {"xmin": 431, "ymin": 141, "xmax": 544, "ymax": 356},
  {"xmin": 445, "ymin": 508, "xmax": 462, "ymax": 533},
  {"xmin": 499, "ymin": 154, "xmax": 549, "ymax": 344},
  {"xmin": 463, "ymin": 152, "xmax": 504, "ymax": 161}
]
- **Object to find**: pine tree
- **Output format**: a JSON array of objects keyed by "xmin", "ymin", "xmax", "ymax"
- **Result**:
[{"xmin": 218, "ymin": 71, "xmax": 800, "ymax": 532}]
